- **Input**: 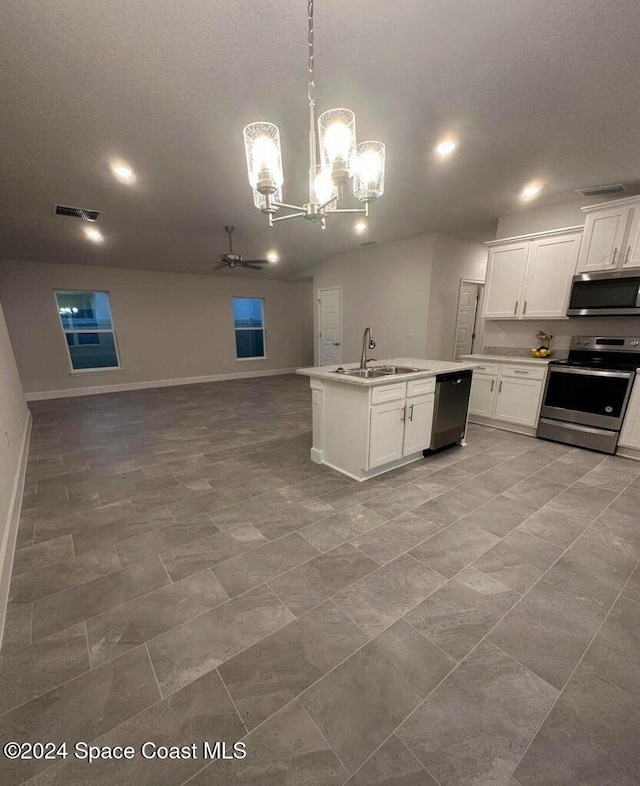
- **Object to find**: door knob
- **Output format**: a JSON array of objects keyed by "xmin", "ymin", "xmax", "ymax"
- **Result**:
[{"xmin": 332, "ymin": 342, "xmax": 341, "ymax": 346}]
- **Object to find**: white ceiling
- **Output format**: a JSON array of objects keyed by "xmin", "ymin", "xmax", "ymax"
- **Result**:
[{"xmin": 2, "ymin": 0, "xmax": 640, "ymax": 279}]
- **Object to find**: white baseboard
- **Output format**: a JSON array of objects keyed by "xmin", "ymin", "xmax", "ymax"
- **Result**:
[
  {"xmin": 25, "ymin": 368, "xmax": 299, "ymax": 401},
  {"xmin": 0, "ymin": 411, "xmax": 31, "ymax": 652}
]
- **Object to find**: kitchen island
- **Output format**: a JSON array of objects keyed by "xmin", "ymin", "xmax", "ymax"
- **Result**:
[{"xmin": 296, "ymin": 358, "xmax": 478, "ymax": 481}]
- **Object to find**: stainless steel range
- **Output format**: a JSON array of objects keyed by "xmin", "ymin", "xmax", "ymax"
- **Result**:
[{"xmin": 537, "ymin": 336, "xmax": 640, "ymax": 454}]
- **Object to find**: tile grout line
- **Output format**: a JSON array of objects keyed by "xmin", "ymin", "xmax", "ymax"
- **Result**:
[
  {"xmin": 507, "ymin": 559, "xmax": 640, "ymax": 781},
  {"xmin": 214, "ymin": 666, "xmax": 249, "ymax": 737}
]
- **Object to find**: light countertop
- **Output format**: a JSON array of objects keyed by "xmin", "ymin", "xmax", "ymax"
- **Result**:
[
  {"xmin": 296, "ymin": 358, "xmax": 479, "ymax": 387},
  {"xmin": 460, "ymin": 353, "xmax": 555, "ymax": 366}
]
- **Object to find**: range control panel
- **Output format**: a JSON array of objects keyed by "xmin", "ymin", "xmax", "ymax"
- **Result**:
[{"xmin": 571, "ymin": 336, "xmax": 640, "ymax": 351}]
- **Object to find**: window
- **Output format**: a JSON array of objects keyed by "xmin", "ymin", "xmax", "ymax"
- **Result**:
[
  {"xmin": 233, "ymin": 297, "xmax": 266, "ymax": 359},
  {"xmin": 54, "ymin": 290, "xmax": 121, "ymax": 372}
]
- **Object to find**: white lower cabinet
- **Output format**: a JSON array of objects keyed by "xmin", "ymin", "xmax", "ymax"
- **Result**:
[
  {"xmin": 619, "ymin": 377, "xmax": 640, "ymax": 450},
  {"xmin": 469, "ymin": 374, "xmax": 496, "ymax": 418},
  {"xmin": 468, "ymin": 361, "xmax": 546, "ymax": 431},
  {"xmin": 369, "ymin": 393, "xmax": 434, "ymax": 469},
  {"xmin": 493, "ymin": 377, "xmax": 544, "ymax": 427}
]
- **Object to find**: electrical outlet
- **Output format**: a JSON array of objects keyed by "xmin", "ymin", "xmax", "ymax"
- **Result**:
[
  {"xmin": 499, "ymin": 332, "xmax": 506, "ymax": 342},
  {"xmin": 406, "ymin": 331, "xmax": 415, "ymax": 340}
]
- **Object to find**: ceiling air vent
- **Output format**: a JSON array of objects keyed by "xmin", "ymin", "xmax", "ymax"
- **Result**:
[
  {"xmin": 54, "ymin": 204, "xmax": 100, "ymax": 221},
  {"xmin": 576, "ymin": 184, "xmax": 624, "ymax": 197},
  {"xmin": 359, "ymin": 240, "xmax": 377, "ymax": 247}
]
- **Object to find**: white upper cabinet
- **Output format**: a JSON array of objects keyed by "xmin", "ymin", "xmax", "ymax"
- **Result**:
[
  {"xmin": 522, "ymin": 232, "xmax": 583, "ymax": 318},
  {"xmin": 622, "ymin": 207, "xmax": 640, "ymax": 269},
  {"xmin": 576, "ymin": 197, "xmax": 640, "ymax": 273},
  {"xmin": 483, "ymin": 228, "xmax": 582, "ymax": 321},
  {"xmin": 482, "ymin": 242, "xmax": 528, "ymax": 319}
]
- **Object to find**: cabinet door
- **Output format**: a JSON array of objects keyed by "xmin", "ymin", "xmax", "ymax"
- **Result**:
[
  {"xmin": 403, "ymin": 394, "xmax": 434, "ymax": 456},
  {"xmin": 522, "ymin": 232, "xmax": 582, "ymax": 318},
  {"xmin": 576, "ymin": 206, "xmax": 631, "ymax": 273},
  {"xmin": 622, "ymin": 207, "xmax": 640, "ymax": 269},
  {"xmin": 483, "ymin": 243, "xmax": 528, "ymax": 318},
  {"xmin": 369, "ymin": 401, "xmax": 405, "ymax": 468},
  {"xmin": 619, "ymin": 378, "xmax": 640, "ymax": 448},
  {"xmin": 494, "ymin": 377, "xmax": 543, "ymax": 427},
  {"xmin": 469, "ymin": 374, "xmax": 497, "ymax": 418}
]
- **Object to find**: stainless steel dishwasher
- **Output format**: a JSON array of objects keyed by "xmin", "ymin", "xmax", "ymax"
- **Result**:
[{"xmin": 426, "ymin": 369, "xmax": 473, "ymax": 452}]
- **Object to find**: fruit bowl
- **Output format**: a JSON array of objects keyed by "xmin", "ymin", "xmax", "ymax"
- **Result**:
[{"xmin": 530, "ymin": 348, "xmax": 553, "ymax": 358}]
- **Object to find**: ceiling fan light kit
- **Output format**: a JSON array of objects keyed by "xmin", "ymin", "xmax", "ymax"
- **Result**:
[{"xmin": 242, "ymin": 0, "xmax": 385, "ymax": 230}]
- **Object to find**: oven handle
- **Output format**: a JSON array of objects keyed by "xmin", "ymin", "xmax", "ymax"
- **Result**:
[{"xmin": 549, "ymin": 366, "xmax": 633, "ymax": 380}]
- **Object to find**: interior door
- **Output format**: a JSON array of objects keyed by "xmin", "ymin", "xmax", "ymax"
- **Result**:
[
  {"xmin": 522, "ymin": 232, "xmax": 582, "ymax": 318},
  {"xmin": 483, "ymin": 243, "xmax": 528, "ymax": 318},
  {"xmin": 403, "ymin": 394, "xmax": 434, "ymax": 455},
  {"xmin": 453, "ymin": 282, "xmax": 482, "ymax": 360},
  {"xmin": 577, "ymin": 206, "xmax": 630, "ymax": 272},
  {"xmin": 318, "ymin": 287, "xmax": 342, "ymax": 366}
]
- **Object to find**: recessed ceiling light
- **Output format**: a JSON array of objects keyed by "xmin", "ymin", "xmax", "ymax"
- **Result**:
[
  {"xmin": 354, "ymin": 221, "xmax": 367, "ymax": 234},
  {"xmin": 520, "ymin": 183, "xmax": 542, "ymax": 200},
  {"xmin": 84, "ymin": 227, "xmax": 104, "ymax": 243},
  {"xmin": 435, "ymin": 139, "xmax": 456, "ymax": 158},
  {"xmin": 266, "ymin": 250, "xmax": 279, "ymax": 263},
  {"xmin": 110, "ymin": 162, "xmax": 136, "ymax": 183}
]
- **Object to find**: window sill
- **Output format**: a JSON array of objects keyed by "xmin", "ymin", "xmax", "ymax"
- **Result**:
[
  {"xmin": 69, "ymin": 367, "xmax": 125, "ymax": 376},
  {"xmin": 235, "ymin": 357, "xmax": 269, "ymax": 362}
]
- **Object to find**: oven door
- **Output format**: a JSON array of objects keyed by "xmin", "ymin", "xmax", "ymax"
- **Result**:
[{"xmin": 540, "ymin": 366, "xmax": 634, "ymax": 430}]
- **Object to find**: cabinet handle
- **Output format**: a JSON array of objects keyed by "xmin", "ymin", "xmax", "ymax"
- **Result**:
[
  {"xmin": 400, "ymin": 405, "xmax": 406, "ymax": 423},
  {"xmin": 332, "ymin": 342, "xmax": 341, "ymax": 346},
  {"xmin": 514, "ymin": 370, "xmax": 529, "ymax": 375},
  {"xmin": 409, "ymin": 404, "xmax": 414, "ymax": 421},
  {"xmin": 612, "ymin": 247, "xmax": 618, "ymax": 266},
  {"xmin": 499, "ymin": 380, "xmax": 503, "ymax": 393},
  {"xmin": 523, "ymin": 301, "xmax": 527, "ymax": 315},
  {"xmin": 490, "ymin": 379, "xmax": 495, "ymax": 392},
  {"xmin": 625, "ymin": 245, "xmax": 632, "ymax": 266},
  {"xmin": 514, "ymin": 300, "xmax": 519, "ymax": 315}
]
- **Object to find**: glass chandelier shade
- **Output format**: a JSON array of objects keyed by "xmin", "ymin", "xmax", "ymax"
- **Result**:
[
  {"xmin": 354, "ymin": 141, "xmax": 385, "ymax": 202},
  {"xmin": 253, "ymin": 186, "xmax": 283, "ymax": 211},
  {"xmin": 243, "ymin": 122, "xmax": 284, "ymax": 195},
  {"xmin": 313, "ymin": 166, "xmax": 337, "ymax": 210},
  {"xmin": 318, "ymin": 108, "xmax": 356, "ymax": 186}
]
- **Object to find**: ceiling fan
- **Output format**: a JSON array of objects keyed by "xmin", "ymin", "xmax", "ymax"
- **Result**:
[{"xmin": 213, "ymin": 225, "xmax": 270, "ymax": 271}]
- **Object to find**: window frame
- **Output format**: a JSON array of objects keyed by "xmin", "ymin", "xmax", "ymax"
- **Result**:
[
  {"xmin": 53, "ymin": 289, "xmax": 123, "ymax": 374},
  {"xmin": 232, "ymin": 297, "xmax": 267, "ymax": 361}
]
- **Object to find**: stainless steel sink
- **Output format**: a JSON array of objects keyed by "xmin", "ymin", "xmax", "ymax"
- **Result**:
[
  {"xmin": 341, "ymin": 368, "xmax": 392, "ymax": 378},
  {"xmin": 371, "ymin": 365, "xmax": 422, "ymax": 374},
  {"xmin": 340, "ymin": 365, "xmax": 423, "ymax": 378}
]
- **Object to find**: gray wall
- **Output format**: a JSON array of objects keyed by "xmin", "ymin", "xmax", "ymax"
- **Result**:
[
  {"xmin": 312, "ymin": 232, "xmax": 487, "ymax": 365},
  {"xmin": 0, "ymin": 260, "xmax": 313, "ymax": 397}
]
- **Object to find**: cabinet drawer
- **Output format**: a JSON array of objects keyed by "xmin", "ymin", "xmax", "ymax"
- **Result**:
[
  {"xmin": 500, "ymin": 364, "xmax": 547, "ymax": 381},
  {"xmin": 407, "ymin": 377, "xmax": 435, "ymax": 397},
  {"xmin": 472, "ymin": 363, "xmax": 499, "ymax": 376},
  {"xmin": 371, "ymin": 382, "xmax": 407, "ymax": 404}
]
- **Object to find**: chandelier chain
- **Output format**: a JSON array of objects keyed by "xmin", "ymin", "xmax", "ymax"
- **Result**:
[{"xmin": 307, "ymin": 0, "xmax": 315, "ymax": 105}]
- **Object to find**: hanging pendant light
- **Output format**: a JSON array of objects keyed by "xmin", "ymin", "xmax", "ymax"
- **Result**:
[{"xmin": 242, "ymin": 0, "xmax": 385, "ymax": 229}]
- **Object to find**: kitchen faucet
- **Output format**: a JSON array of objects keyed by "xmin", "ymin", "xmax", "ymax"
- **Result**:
[{"xmin": 360, "ymin": 327, "xmax": 376, "ymax": 369}]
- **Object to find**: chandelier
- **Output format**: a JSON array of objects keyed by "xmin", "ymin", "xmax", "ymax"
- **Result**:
[{"xmin": 242, "ymin": 0, "xmax": 385, "ymax": 229}]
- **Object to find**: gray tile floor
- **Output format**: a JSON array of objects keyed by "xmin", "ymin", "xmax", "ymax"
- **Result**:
[{"xmin": 2, "ymin": 373, "xmax": 640, "ymax": 785}]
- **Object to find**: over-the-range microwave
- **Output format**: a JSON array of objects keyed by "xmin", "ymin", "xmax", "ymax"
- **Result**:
[{"xmin": 567, "ymin": 269, "xmax": 640, "ymax": 317}]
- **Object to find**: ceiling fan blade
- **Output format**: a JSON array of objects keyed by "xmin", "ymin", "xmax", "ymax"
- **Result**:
[
  {"xmin": 213, "ymin": 263, "xmax": 228, "ymax": 270},
  {"xmin": 241, "ymin": 263, "xmax": 264, "ymax": 271},
  {"xmin": 241, "ymin": 259, "xmax": 269, "ymax": 265}
]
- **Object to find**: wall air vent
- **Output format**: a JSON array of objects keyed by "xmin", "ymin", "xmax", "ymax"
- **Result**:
[
  {"xmin": 54, "ymin": 204, "xmax": 100, "ymax": 221},
  {"xmin": 576, "ymin": 184, "xmax": 624, "ymax": 197},
  {"xmin": 359, "ymin": 240, "xmax": 377, "ymax": 247}
]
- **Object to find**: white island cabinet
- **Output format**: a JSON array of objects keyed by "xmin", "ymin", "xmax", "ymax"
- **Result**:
[{"xmin": 296, "ymin": 358, "xmax": 477, "ymax": 481}]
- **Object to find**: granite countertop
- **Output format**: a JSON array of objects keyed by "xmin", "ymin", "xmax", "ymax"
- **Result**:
[
  {"xmin": 460, "ymin": 353, "xmax": 555, "ymax": 366},
  {"xmin": 296, "ymin": 358, "xmax": 480, "ymax": 386}
]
